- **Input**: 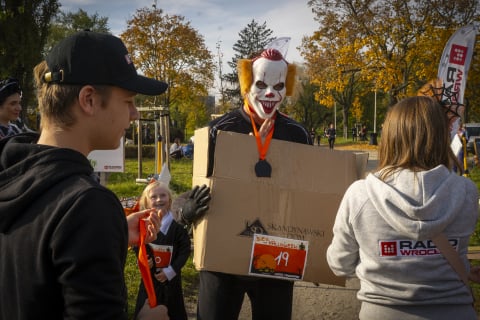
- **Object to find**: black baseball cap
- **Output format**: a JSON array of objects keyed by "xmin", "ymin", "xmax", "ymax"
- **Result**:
[{"xmin": 44, "ymin": 31, "xmax": 168, "ymax": 96}]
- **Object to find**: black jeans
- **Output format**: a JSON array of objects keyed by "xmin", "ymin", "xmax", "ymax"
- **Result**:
[
  {"xmin": 197, "ymin": 271, "xmax": 294, "ymax": 320},
  {"xmin": 328, "ymin": 138, "xmax": 335, "ymax": 149}
]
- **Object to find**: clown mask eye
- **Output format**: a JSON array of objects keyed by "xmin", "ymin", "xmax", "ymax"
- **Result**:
[
  {"xmin": 255, "ymin": 81, "xmax": 267, "ymax": 89},
  {"xmin": 255, "ymin": 81, "xmax": 285, "ymax": 91},
  {"xmin": 273, "ymin": 83, "xmax": 285, "ymax": 91}
]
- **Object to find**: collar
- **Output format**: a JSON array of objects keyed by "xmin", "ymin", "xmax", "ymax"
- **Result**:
[{"xmin": 160, "ymin": 211, "xmax": 173, "ymax": 235}]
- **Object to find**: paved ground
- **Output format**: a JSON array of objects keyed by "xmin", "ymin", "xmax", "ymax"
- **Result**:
[{"xmin": 186, "ymin": 278, "xmax": 363, "ymax": 320}]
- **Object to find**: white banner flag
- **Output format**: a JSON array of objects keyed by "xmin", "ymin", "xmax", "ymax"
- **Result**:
[{"xmin": 437, "ymin": 24, "xmax": 478, "ymax": 105}]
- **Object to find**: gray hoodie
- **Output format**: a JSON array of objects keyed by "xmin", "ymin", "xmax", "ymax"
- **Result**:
[{"xmin": 327, "ymin": 165, "xmax": 478, "ymax": 306}]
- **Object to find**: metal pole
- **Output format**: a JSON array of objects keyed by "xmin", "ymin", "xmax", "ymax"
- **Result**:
[
  {"xmin": 164, "ymin": 109, "xmax": 171, "ymax": 170},
  {"xmin": 137, "ymin": 119, "xmax": 142, "ymax": 179},
  {"xmin": 154, "ymin": 120, "xmax": 159, "ymax": 175},
  {"xmin": 334, "ymin": 102, "xmax": 336, "ymax": 129},
  {"xmin": 374, "ymin": 89, "xmax": 377, "ymax": 133},
  {"xmin": 160, "ymin": 110, "xmax": 166, "ymax": 168},
  {"xmin": 132, "ymin": 121, "xmax": 135, "ymax": 143},
  {"xmin": 157, "ymin": 117, "xmax": 162, "ymax": 173}
]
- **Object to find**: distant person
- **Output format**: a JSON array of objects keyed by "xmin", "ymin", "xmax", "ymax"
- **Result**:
[
  {"xmin": 182, "ymin": 137, "xmax": 194, "ymax": 159},
  {"xmin": 453, "ymin": 123, "xmax": 467, "ymax": 174},
  {"xmin": 327, "ymin": 96, "xmax": 478, "ymax": 320},
  {"xmin": 359, "ymin": 125, "xmax": 367, "ymax": 141},
  {"xmin": 170, "ymin": 137, "xmax": 183, "ymax": 159},
  {"xmin": 351, "ymin": 126, "xmax": 357, "ymax": 142},
  {"xmin": 133, "ymin": 181, "xmax": 191, "ymax": 320},
  {"xmin": 0, "ymin": 78, "xmax": 26, "ymax": 139},
  {"xmin": 0, "ymin": 31, "xmax": 167, "ymax": 319},
  {"xmin": 310, "ymin": 128, "xmax": 316, "ymax": 145},
  {"xmin": 326, "ymin": 122, "xmax": 336, "ymax": 149}
]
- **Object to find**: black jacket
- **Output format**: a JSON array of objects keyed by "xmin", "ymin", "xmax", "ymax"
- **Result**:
[
  {"xmin": 0, "ymin": 133, "xmax": 129, "ymax": 319},
  {"xmin": 207, "ymin": 108, "xmax": 312, "ymax": 176},
  {"xmin": 134, "ymin": 219, "xmax": 191, "ymax": 320}
]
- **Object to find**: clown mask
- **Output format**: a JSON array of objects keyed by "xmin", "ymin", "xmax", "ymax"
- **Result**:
[{"xmin": 246, "ymin": 55, "xmax": 288, "ymax": 120}]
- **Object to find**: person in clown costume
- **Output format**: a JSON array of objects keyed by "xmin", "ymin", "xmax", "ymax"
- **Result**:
[{"xmin": 198, "ymin": 48, "xmax": 312, "ymax": 320}]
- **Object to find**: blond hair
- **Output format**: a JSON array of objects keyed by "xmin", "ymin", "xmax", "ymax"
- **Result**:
[
  {"xmin": 377, "ymin": 96, "xmax": 451, "ymax": 180},
  {"xmin": 33, "ymin": 60, "xmax": 111, "ymax": 128},
  {"xmin": 138, "ymin": 181, "xmax": 173, "ymax": 211}
]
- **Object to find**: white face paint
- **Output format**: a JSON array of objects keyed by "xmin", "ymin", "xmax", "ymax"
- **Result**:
[{"xmin": 247, "ymin": 57, "xmax": 287, "ymax": 119}]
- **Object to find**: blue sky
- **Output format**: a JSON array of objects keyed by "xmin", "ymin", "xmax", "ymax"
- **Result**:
[{"xmin": 59, "ymin": 0, "xmax": 318, "ymax": 94}]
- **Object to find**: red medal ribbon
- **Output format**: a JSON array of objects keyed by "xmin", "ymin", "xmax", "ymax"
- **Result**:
[
  {"xmin": 138, "ymin": 219, "xmax": 157, "ymax": 307},
  {"xmin": 247, "ymin": 109, "xmax": 274, "ymax": 160}
]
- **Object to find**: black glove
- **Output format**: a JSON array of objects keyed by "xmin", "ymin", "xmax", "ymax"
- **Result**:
[{"xmin": 180, "ymin": 184, "xmax": 211, "ymax": 226}]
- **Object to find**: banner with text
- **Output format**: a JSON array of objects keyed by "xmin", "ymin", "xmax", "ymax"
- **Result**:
[{"xmin": 437, "ymin": 24, "xmax": 478, "ymax": 105}]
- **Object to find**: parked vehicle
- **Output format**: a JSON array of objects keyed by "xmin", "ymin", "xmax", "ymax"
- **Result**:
[{"xmin": 465, "ymin": 123, "xmax": 480, "ymax": 154}]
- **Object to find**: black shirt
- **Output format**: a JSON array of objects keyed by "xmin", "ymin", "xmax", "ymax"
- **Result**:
[{"xmin": 207, "ymin": 108, "xmax": 312, "ymax": 176}]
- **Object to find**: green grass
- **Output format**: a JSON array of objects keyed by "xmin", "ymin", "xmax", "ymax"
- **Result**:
[
  {"xmin": 112, "ymin": 154, "xmax": 480, "ymax": 317},
  {"xmin": 107, "ymin": 157, "xmax": 193, "ymax": 197}
]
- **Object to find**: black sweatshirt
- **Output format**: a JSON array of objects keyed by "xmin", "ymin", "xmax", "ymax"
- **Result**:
[{"xmin": 0, "ymin": 133, "xmax": 129, "ymax": 319}]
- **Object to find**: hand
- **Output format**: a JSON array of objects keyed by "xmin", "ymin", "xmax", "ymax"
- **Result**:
[
  {"xmin": 127, "ymin": 209, "xmax": 161, "ymax": 246},
  {"xmin": 137, "ymin": 299, "xmax": 169, "ymax": 320},
  {"xmin": 469, "ymin": 265, "xmax": 480, "ymax": 283},
  {"xmin": 148, "ymin": 256, "xmax": 154, "ymax": 269},
  {"xmin": 155, "ymin": 270, "xmax": 168, "ymax": 283},
  {"xmin": 157, "ymin": 208, "xmax": 166, "ymax": 220},
  {"xmin": 259, "ymin": 118, "xmax": 274, "ymax": 142},
  {"xmin": 180, "ymin": 184, "xmax": 211, "ymax": 226}
]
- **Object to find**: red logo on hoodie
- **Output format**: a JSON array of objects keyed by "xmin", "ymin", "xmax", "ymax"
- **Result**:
[{"xmin": 379, "ymin": 241, "xmax": 397, "ymax": 256}]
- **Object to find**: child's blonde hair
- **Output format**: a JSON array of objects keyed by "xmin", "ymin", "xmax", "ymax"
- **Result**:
[{"xmin": 138, "ymin": 181, "xmax": 173, "ymax": 211}]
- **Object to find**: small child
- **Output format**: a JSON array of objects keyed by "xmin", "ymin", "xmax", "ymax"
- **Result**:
[{"xmin": 134, "ymin": 181, "xmax": 191, "ymax": 320}]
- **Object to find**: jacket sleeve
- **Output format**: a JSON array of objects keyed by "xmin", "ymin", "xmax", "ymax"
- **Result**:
[
  {"xmin": 170, "ymin": 223, "xmax": 191, "ymax": 274},
  {"xmin": 51, "ymin": 188, "xmax": 129, "ymax": 320},
  {"xmin": 326, "ymin": 183, "xmax": 361, "ymax": 277}
]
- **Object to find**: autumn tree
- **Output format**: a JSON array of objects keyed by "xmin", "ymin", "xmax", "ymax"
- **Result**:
[
  {"xmin": 223, "ymin": 19, "xmax": 275, "ymax": 108},
  {"xmin": 0, "ymin": 0, "xmax": 59, "ymax": 128},
  {"xmin": 284, "ymin": 66, "xmax": 331, "ymax": 133},
  {"xmin": 45, "ymin": 9, "xmax": 110, "ymax": 55},
  {"xmin": 465, "ymin": 29, "xmax": 480, "ymax": 122},
  {"xmin": 121, "ymin": 5, "xmax": 215, "ymax": 138},
  {"xmin": 301, "ymin": 26, "xmax": 364, "ymax": 137},
  {"xmin": 303, "ymin": 0, "xmax": 480, "ymax": 132}
]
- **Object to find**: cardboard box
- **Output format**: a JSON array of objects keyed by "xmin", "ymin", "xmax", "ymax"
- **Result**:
[{"xmin": 192, "ymin": 127, "xmax": 367, "ymax": 285}]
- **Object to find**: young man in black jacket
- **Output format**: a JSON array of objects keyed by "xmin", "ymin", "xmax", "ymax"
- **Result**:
[{"xmin": 0, "ymin": 31, "xmax": 167, "ymax": 319}]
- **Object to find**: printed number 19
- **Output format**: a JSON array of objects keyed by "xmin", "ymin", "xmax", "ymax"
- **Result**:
[{"xmin": 275, "ymin": 251, "xmax": 289, "ymax": 266}]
